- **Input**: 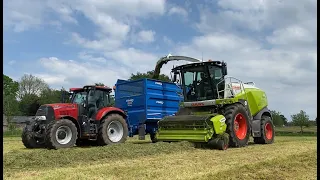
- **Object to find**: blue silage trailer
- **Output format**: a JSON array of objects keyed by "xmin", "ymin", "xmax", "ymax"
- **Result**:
[{"xmin": 114, "ymin": 78, "xmax": 182, "ymax": 140}]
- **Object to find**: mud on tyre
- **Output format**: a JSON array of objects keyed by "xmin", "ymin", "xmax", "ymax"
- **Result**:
[
  {"xmin": 22, "ymin": 126, "xmax": 45, "ymax": 148},
  {"xmin": 97, "ymin": 114, "xmax": 128, "ymax": 145},
  {"xmin": 45, "ymin": 119, "xmax": 78, "ymax": 149},
  {"xmin": 224, "ymin": 103, "xmax": 251, "ymax": 147},
  {"xmin": 253, "ymin": 115, "xmax": 275, "ymax": 144}
]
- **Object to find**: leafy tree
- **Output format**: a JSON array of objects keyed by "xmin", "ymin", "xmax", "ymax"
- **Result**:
[
  {"xmin": 129, "ymin": 70, "xmax": 171, "ymax": 82},
  {"xmin": 291, "ymin": 110, "xmax": 310, "ymax": 133},
  {"xmin": 18, "ymin": 74, "xmax": 49, "ymax": 99},
  {"xmin": 19, "ymin": 94, "xmax": 41, "ymax": 116},
  {"xmin": 270, "ymin": 110, "xmax": 285, "ymax": 127},
  {"xmin": 39, "ymin": 88, "xmax": 62, "ymax": 105},
  {"xmin": 3, "ymin": 75, "xmax": 20, "ymax": 124},
  {"xmin": 279, "ymin": 114, "xmax": 288, "ymax": 126}
]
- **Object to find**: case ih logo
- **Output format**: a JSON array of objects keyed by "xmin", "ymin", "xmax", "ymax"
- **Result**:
[
  {"xmin": 126, "ymin": 99, "xmax": 134, "ymax": 106},
  {"xmin": 191, "ymin": 102, "xmax": 204, "ymax": 106}
]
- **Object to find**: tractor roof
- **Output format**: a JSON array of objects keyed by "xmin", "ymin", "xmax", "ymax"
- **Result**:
[
  {"xmin": 172, "ymin": 60, "xmax": 226, "ymax": 71},
  {"xmin": 70, "ymin": 85, "xmax": 112, "ymax": 92}
]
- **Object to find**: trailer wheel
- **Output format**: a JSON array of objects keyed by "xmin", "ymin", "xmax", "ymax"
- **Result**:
[
  {"xmin": 254, "ymin": 116, "xmax": 275, "ymax": 144},
  {"xmin": 22, "ymin": 127, "xmax": 45, "ymax": 148},
  {"xmin": 97, "ymin": 114, "xmax": 128, "ymax": 145},
  {"xmin": 150, "ymin": 133, "xmax": 157, "ymax": 143},
  {"xmin": 45, "ymin": 119, "xmax": 78, "ymax": 149},
  {"xmin": 224, "ymin": 103, "xmax": 250, "ymax": 147}
]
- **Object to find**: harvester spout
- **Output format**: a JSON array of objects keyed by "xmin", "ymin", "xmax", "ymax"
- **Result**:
[{"xmin": 152, "ymin": 54, "xmax": 201, "ymax": 80}]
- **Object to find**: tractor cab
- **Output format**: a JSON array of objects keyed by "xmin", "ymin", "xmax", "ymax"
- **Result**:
[
  {"xmin": 70, "ymin": 85, "xmax": 113, "ymax": 119},
  {"xmin": 172, "ymin": 60, "xmax": 227, "ymax": 102}
]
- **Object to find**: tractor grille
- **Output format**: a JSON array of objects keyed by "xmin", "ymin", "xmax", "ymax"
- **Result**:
[{"xmin": 35, "ymin": 105, "xmax": 55, "ymax": 121}]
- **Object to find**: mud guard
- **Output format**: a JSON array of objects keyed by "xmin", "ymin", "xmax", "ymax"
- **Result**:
[{"xmin": 252, "ymin": 107, "xmax": 272, "ymax": 137}]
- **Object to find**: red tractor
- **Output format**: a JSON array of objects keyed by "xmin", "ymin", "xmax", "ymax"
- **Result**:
[{"xmin": 22, "ymin": 85, "xmax": 128, "ymax": 149}]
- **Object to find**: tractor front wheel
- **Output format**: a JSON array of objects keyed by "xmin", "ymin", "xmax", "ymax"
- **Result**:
[
  {"xmin": 254, "ymin": 116, "xmax": 275, "ymax": 144},
  {"xmin": 45, "ymin": 119, "xmax": 78, "ymax": 149},
  {"xmin": 224, "ymin": 103, "xmax": 251, "ymax": 147},
  {"xmin": 22, "ymin": 127, "xmax": 45, "ymax": 148},
  {"xmin": 97, "ymin": 114, "xmax": 128, "ymax": 145}
]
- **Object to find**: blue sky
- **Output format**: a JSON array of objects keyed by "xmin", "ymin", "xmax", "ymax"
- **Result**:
[{"xmin": 3, "ymin": 0, "xmax": 317, "ymax": 120}]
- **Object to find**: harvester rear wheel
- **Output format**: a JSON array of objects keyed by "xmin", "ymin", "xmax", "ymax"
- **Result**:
[
  {"xmin": 97, "ymin": 114, "xmax": 128, "ymax": 145},
  {"xmin": 224, "ymin": 103, "xmax": 250, "ymax": 147},
  {"xmin": 45, "ymin": 119, "xmax": 78, "ymax": 149},
  {"xmin": 254, "ymin": 116, "xmax": 275, "ymax": 144},
  {"xmin": 22, "ymin": 127, "xmax": 45, "ymax": 148}
]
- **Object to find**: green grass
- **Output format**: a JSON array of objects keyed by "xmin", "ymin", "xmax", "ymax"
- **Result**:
[
  {"xmin": 4, "ymin": 126, "xmax": 317, "ymax": 138},
  {"xmin": 3, "ymin": 136, "xmax": 317, "ymax": 180}
]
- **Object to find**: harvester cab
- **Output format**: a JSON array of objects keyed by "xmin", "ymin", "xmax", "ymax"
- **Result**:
[{"xmin": 156, "ymin": 57, "xmax": 275, "ymax": 150}]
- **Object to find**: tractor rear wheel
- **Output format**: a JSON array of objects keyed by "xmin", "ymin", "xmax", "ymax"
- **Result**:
[
  {"xmin": 22, "ymin": 127, "xmax": 45, "ymax": 148},
  {"xmin": 224, "ymin": 103, "xmax": 250, "ymax": 147},
  {"xmin": 45, "ymin": 119, "xmax": 78, "ymax": 149},
  {"xmin": 97, "ymin": 114, "xmax": 128, "ymax": 146},
  {"xmin": 254, "ymin": 116, "xmax": 275, "ymax": 144}
]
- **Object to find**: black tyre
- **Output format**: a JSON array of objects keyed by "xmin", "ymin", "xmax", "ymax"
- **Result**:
[
  {"xmin": 150, "ymin": 132, "xmax": 157, "ymax": 143},
  {"xmin": 76, "ymin": 139, "xmax": 98, "ymax": 147},
  {"xmin": 22, "ymin": 127, "xmax": 45, "ymax": 148},
  {"xmin": 224, "ymin": 103, "xmax": 251, "ymax": 147},
  {"xmin": 97, "ymin": 114, "xmax": 128, "ymax": 145},
  {"xmin": 217, "ymin": 139, "xmax": 228, "ymax": 150},
  {"xmin": 253, "ymin": 116, "xmax": 275, "ymax": 144},
  {"xmin": 45, "ymin": 119, "xmax": 78, "ymax": 149}
]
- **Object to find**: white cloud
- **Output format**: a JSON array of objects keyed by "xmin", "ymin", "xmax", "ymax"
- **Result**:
[
  {"xmin": 136, "ymin": 30, "xmax": 156, "ymax": 43},
  {"xmin": 38, "ymin": 57, "xmax": 130, "ymax": 88},
  {"xmin": 4, "ymin": 0, "xmax": 317, "ymax": 119},
  {"xmin": 105, "ymin": 48, "xmax": 158, "ymax": 70},
  {"xmin": 78, "ymin": 52, "xmax": 107, "ymax": 63},
  {"xmin": 8, "ymin": 60, "xmax": 16, "ymax": 65},
  {"xmin": 163, "ymin": 36, "xmax": 174, "ymax": 46},
  {"xmin": 70, "ymin": 32, "xmax": 123, "ymax": 51},
  {"xmin": 173, "ymin": 32, "xmax": 317, "ymax": 119},
  {"xmin": 168, "ymin": 6, "xmax": 188, "ymax": 18}
]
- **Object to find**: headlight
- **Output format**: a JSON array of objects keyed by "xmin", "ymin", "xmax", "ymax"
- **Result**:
[{"xmin": 35, "ymin": 116, "xmax": 46, "ymax": 120}]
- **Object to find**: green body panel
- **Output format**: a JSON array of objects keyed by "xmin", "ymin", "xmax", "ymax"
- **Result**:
[
  {"xmin": 211, "ymin": 115, "xmax": 227, "ymax": 135},
  {"xmin": 215, "ymin": 87, "xmax": 268, "ymax": 116},
  {"xmin": 156, "ymin": 115, "xmax": 226, "ymax": 143}
]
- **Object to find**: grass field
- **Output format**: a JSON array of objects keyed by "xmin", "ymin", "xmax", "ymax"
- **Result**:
[{"xmin": 3, "ymin": 135, "xmax": 317, "ymax": 180}]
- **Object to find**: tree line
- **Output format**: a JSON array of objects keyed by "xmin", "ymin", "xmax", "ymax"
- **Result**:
[{"xmin": 3, "ymin": 73, "xmax": 316, "ymax": 132}]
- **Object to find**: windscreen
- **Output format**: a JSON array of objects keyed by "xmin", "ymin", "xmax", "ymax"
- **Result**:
[
  {"xmin": 72, "ymin": 91, "xmax": 87, "ymax": 104},
  {"xmin": 181, "ymin": 64, "xmax": 224, "ymax": 102},
  {"xmin": 182, "ymin": 65, "xmax": 214, "ymax": 101}
]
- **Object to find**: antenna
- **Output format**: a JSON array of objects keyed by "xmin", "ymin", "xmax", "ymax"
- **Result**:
[{"xmin": 202, "ymin": 52, "xmax": 203, "ymax": 62}]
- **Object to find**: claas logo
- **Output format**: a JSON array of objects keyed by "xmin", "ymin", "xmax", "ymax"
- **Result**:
[
  {"xmin": 232, "ymin": 86, "xmax": 241, "ymax": 90},
  {"xmin": 191, "ymin": 102, "xmax": 205, "ymax": 106}
]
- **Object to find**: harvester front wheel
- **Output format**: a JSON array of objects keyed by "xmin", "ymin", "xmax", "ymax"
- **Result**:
[
  {"xmin": 224, "ymin": 103, "xmax": 250, "ymax": 148},
  {"xmin": 254, "ymin": 116, "xmax": 275, "ymax": 144},
  {"xmin": 45, "ymin": 119, "xmax": 78, "ymax": 149},
  {"xmin": 22, "ymin": 127, "xmax": 45, "ymax": 148},
  {"xmin": 97, "ymin": 114, "xmax": 128, "ymax": 145}
]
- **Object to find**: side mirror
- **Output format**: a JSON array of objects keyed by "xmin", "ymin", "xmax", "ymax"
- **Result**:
[
  {"xmin": 173, "ymin": 74, "xmax": 177, "ymax": 82},
  {"xmin": 222, "ymin": 66, "xmax": 227, "ymax": 76}
]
